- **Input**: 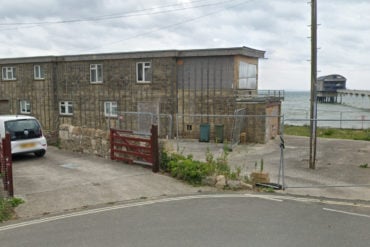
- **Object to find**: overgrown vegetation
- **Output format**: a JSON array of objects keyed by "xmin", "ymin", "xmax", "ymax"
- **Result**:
[
  {"xmin": 160, "ymin": 147, "xmax": 237, "ymax": 185},
  {"xmin": 284, "ymin": 125, "xmax": 370, "ymax": 141},
  {"xmin": 359, "ymin": 163, "xmax": 368, "ymax": 168},
  {"xmin": 0, "ymin": 197, "xmax": 24, "ymax": 222}
]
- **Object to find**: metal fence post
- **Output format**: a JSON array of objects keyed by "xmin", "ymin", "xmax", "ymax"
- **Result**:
[
  {"xmin": 3, "ymin": 133, "xmax": 13, "ymax": 197},
  {"xmin": 110, "ymin": 129, "xmax": 115, "ymax": 160},
  {"xmin": 151, "ymin": 125, "xmax": 159, "ymax": 173}
]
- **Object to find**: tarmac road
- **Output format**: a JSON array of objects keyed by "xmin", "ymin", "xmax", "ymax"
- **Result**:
[
  {"xmin": 6, "ymin": 135, "xmax": 370, "ymax": 221},
  {"xmin": 1, "ymin": 195, "xmax": 370, "ymax": 247},
  {"xmin": 10, "ymin": 147, "xmax": 215, "ymax": 219}
]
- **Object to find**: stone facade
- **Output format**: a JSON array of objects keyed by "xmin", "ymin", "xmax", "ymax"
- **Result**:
[
  {"xmin": 0, "ymin": 47, "xmax": 281, "ymax": 152},
  {"xmin": 238, "ymin": 100, "xmax": 281, "ymax": 143}
]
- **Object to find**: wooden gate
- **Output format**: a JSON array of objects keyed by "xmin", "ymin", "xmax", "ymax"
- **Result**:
[
  {"xmin": 110, "ymin": 125, "xmax": 159, "ymax": 172},
  {"xmin": 0, "ymin": 133, "xmax": 13, "ymax": 197}
]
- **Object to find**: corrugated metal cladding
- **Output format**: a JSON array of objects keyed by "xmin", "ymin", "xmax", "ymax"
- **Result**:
[{"xmin": 177, "ymin": 57, "xmax": 234, "ymax": 90}]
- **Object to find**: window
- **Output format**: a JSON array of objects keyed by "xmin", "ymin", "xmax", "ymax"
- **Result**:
[
  {"xmin": 20, "ymin": 100, "xmax": 31, "ymax": 114},
  {"xmin": 34, "ymin": 65, "xmax": 45, "ymax": 79},
  {"xmin": 238, "ymin": 62, "xmax": 257, "ymax": 89},
  {"xmin": 136, "ymin": 62, "xmax": 152, "ymax": 83},
  {"xmin": 2, "ymin": 67, "xmax": 16, "ymax": 80},
  {"xmin": 104, "ymin": 101, "xmax": 117, "ymax": 117},
  {"xmin": 5, "ymin": 119, "xmax": 42, "ymax": 141},
  {"xmin": 90, "ymin": 64, "xmax": 103, "ymax": 83},
  {"xmin": 59, "ymin": 101, "xmax": 73, "ymax": 115}
]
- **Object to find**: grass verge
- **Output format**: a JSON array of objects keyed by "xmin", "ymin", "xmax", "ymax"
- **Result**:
[{"xmin": 284, "ymin": 125, "xmax": 370, "ymax": 141}]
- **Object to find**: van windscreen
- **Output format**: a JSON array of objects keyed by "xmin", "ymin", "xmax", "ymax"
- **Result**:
[{"xmin": 5, "ymin": 119, "xmax": 42, "ymax": 140}]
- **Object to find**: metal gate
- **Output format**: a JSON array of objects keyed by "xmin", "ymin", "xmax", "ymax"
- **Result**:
[
  {"xmin": 0, "ymin": 133, "xmax": 13, "ymax": 197},
  {"xmin": 230, "ymin": 109, "xmax": 247, "ymax": 148}
]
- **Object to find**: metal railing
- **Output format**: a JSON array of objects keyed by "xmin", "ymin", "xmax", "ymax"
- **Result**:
[{"xmin": 258, "ymin": 90, "xmax": 285, "ymax": 99}]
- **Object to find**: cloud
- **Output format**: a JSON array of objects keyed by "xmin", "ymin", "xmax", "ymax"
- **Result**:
[{"xmin": 0, "ymin": 0, "xmax": 369, "ymax": 90}]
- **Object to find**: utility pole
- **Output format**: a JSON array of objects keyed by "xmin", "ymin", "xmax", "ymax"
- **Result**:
[{"xmin": 309, "ymin": 0, "xmax": 318, "ymax": 169}]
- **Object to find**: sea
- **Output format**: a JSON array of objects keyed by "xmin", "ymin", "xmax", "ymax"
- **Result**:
[{"xmin": 282, "ymin": 91, "xmax": 370, "ymax": 129}]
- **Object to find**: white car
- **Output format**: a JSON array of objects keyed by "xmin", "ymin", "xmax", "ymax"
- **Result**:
[{"xmin": 0, "ymin": 115, "xmax": 47, "ymax": 157}]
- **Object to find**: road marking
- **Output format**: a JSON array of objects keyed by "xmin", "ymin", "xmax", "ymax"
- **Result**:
[
  {"xmin": 323, "ymin": 208, "xmax": 370, "ymax": 219},
  {"xmin": 243, "ymin": 194, "xmax": 283, "ymax": 202},
  {"xmin": 1, "ymin": 194, "xmax": 368, "ymax": 232},
  {"xmin": 257, "ymin": 194, "xmax": 370, "ymax": 208},
  {"xmin": 0, "ymin": 194, "xmax": 282, "ymax": 232}
]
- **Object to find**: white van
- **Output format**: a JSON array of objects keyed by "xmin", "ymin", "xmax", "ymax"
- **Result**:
[{"xmin": 0, "ymin": 115, "xmax": 47, "ymax": 157}]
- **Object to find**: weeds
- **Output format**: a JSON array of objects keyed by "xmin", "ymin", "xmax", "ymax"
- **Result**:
[
  {"xmin": 359, "ymin": 163, "xmax": 368, "ymax": 168},
  {"xmin": 160, "ymin": 147, "xmax": 235, "ymax": 185},
  {"xmin": 0, "ymin": 197, "xmax": 24, "ymax": 222},
  {"xmin": 254, "ymin": 158, "xmax": 265, "ymax": 173}
]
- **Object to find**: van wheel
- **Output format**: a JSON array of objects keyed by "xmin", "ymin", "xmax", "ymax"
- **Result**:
[{"xmin": 35, "ymin": 150, "xmax": 46, "ymax": 157}]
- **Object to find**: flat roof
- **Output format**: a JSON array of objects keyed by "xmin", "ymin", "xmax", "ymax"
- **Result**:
[{"xmin": 0, "ymin": 46, "xmax": 265, "ymax": 64}]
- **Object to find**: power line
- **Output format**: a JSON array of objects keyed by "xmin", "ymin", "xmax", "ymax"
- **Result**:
[
  {"xmin": 76, "ymin": 0, "xmax": 255, "ymax": 54},
  {"xmin": 0, "ymin": 0, "xmax": 236, "ymax": 28}
]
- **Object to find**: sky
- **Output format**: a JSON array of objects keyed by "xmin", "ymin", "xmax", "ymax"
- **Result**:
[{"xmin": 0, "ymin": 0, "xmax": 369, "ymax": 91}]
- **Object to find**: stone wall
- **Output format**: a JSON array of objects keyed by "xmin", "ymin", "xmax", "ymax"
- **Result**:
[
  {"xmin": 56, "ymin": 57, "xmax": 177, "ymax": 130},
  {"xmin": 58, "ymin": 124, "xmax": 111, "ymax": 159},
  {"xmin": 237, "ymin": 100, "xmax": 281, "ymax": 143}
]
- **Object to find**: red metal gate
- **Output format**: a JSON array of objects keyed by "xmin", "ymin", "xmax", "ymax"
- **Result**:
[
  {"xmin": 110, "ymin": 125, "xmax": 159, "ymax": 173},
  {"xmin": 0, "ymin": 133, "xmax": 13, "ymax": 197}
]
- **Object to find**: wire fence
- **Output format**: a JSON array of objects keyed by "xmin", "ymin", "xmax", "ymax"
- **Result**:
[
  {"xmin": 106, "ymin": 112, "xmax": 173, "ymax": 138},
  {"xmin": 284, "ymin": 110, "xmax": 370, "ymax": 129},
  {"xmin": 277, "ymin": 118, "xmax": 370, "ymax": 189},
  {"xmin": 165, "ymin": 115, "xmax": 370, "ymax": 191},
  {"xmin": 104, "ymin": 111, "xmax": 370, "ymax": 190}
]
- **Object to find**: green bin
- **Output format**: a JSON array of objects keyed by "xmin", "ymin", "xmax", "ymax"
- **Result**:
[
  {"xmin": 199, "ymin": 123, "xmax": 210, "ymax": 142},
  {"xmin": 215, "ymin": 124, "xmax": 224, "ymax": 143}
]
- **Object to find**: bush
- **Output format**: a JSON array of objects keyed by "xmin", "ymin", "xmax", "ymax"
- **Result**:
[
  {"xmin": 160, "ymin": 148, "xmax": 236, "ymax": 185},
  {"xmin": 162, "ymin": 153, "xmax": 214, "ymax": 185},
  {"xmin": 168, "ymin": 158, "xmax": 213, "ymax": 185}
]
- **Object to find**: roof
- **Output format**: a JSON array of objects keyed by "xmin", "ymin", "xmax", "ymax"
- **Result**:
[
  {"xmin": 0, "ymin": 46, "xmax": 265, "ymax": 64},
  {"xmin": 0, "ymin": 115, "xmax": 38, "ymax": 122},
  {"xmin": 317, "ymin": 74, "xmax": 346, "ymax": 81}
]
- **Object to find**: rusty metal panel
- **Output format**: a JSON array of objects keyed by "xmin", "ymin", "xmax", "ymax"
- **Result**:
[{"xmin": 177, "ymin": 57, "xmax": 234, "ymax": 90}]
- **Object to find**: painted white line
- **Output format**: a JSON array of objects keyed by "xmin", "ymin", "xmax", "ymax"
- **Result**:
[
  {"xmin": 0, "ymin": 194, "xmax": 280, "ymax": 232},
  {"xmin": 323, "ymin": 208, "xmax": 370, "ymax": 219},
  {"xmin": 243, "ymin": 194, "xmax": 283, "ymax": 202}
]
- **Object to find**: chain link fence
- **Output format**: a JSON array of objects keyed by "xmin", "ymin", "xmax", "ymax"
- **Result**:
[{"xmin": 107, "ymin": 112, "xmax": 173, "ymax": 139}]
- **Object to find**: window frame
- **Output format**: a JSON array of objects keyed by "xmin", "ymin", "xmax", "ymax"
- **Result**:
[
  {"xmin": 20, "ymin": 100, "xmax": 31, "ymax": 114},
  {"xmin": 2, "ymin": 66, "xmax": 16, "ymax": 81},
  {"xmin": 34, "ymin": 65, "xmax": 45, "ymax": 80},
  {"xmin": 59, "ymin": 101, "xmax": 73, "ymax": 116},
  {"xmin": 90, "ymin": 64, "xmax": 103, "ymax": 83},
  {"xmin": 104, "ymin": 101, "xmax": 118, "ymax": 117},
  {"xmin": 238, "ymin": 62, "xmax": 257, "ymax": 89},
  {"xmin": 136, "ymin": 62, "xmax": 152, "ymax": 83}
]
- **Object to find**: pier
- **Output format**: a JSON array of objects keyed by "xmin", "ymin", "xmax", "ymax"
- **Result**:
[
  {"xmin": 316, "ymin": 74, "xmax": 346, "ymax": 103},
  {"xmin": 337, "ymin": 89, "xmax": 370, "ymax": 110}
]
